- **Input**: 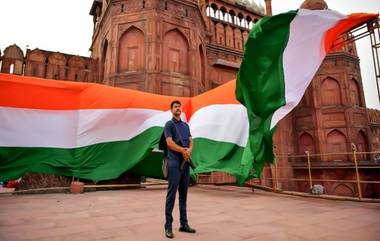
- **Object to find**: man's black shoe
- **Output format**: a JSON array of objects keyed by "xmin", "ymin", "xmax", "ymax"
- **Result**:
[
  {"xmin": 165, "ymin": 228, "xmax": 174, "ymax": 239},
  {"xmin": 179, "ymin": 225, "xmax": 196, "ymax": 233}
]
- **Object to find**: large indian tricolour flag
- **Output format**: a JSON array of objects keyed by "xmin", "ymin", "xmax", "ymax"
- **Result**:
[
  {"xmin": 0, "ymin": 9, "xmax": 377, "ymax": 184},
  {"xmin": 0, "ymin": 74, "xmax": 250, "ymax": 183},
  {"xmin": 236, "ymin": 9, "xmax": 377, "ymax": 180}
]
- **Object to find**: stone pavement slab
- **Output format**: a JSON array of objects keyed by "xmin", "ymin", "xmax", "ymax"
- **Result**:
[{"xmin": 0, "ymin": 185, "xmax": 379, "ymax": 241}]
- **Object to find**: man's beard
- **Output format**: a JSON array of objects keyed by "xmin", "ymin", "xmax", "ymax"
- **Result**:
[{"xmin": 174, "ymin": 111, "xmax": 181, "ymax": 117}]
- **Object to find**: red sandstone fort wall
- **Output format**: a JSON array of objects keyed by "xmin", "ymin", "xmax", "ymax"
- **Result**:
[{"xmin": 0, "ymin": 44, "xmax": 98, "ymax": 82}]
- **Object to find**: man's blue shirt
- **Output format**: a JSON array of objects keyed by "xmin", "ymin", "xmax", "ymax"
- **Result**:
[{"xmin": 164, "ymin": 118, "xmax": 191, "ymax": 162}]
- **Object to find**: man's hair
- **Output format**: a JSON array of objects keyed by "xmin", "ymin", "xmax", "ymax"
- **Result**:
[{"xmin": 170, "ymin": 100, "xmax": 181, "ymax": 109}]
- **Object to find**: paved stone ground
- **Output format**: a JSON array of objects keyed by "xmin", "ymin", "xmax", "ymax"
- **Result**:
[{"xmin": 0, "ymin": 185, "xmax": 380, "ymax": 241}]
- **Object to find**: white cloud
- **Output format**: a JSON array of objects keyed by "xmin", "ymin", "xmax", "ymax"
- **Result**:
[{"xmin": 0, "ymin": 0, "xmax": 93, "ymax": 56}]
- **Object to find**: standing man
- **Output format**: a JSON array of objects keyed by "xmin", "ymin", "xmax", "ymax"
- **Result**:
[{"xmin": 164, "ymin": 100, "xmax": 196, "ymax": 239}]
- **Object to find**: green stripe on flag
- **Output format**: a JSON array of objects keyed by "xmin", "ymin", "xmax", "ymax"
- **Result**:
[
  {"xmin": 0, "ymin": 127, "xmax": 163, "ymax": 181},
  {"xmin": 0, "ymin": 127, "xmax": 248, "ymax": 183},
  {"xmin": 131, "ymin": 138, "xmax": 247, "ymax": 184},
  {"xmin": 191, "ymin": 138, "xmax": 245, "ymax": 182},
  {"xmin": 236, "ymin": 10, "xmax": 298, "ymax": 182}
]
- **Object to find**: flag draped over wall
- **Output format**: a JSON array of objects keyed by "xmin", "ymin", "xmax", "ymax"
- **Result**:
[
  {"xmin": 0, "ymin": 74, "xmax": 251, "ymax": 183},
  {"xmin": 0, "ymin": 9, "xmax": 377, "ymax": 184}
]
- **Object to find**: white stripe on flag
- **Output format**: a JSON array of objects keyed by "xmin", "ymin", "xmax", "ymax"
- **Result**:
[
  {"xmin": 189, "ymin": 104, "xmax": 249, "ymax": 147},
  {"xmin": 270, "ymin": 9, "xmax": 346, "ymax": 129},
  {"xmin": 0, "ymin": 107, "xmax": 169, "ymax": 148},
  {"xmin": 0, "ymin": 105, "xmax": 249, "ymax": 148}
]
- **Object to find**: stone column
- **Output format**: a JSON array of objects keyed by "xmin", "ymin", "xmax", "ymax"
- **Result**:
[{"xmin": 264, "ymin": 0, "xmax": 272, "ymax": 16}]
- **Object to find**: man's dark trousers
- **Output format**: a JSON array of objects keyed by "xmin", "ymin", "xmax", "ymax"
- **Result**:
[{"xmin": 165, "ymin": 159, "xmax": 190, "ymax": 230}]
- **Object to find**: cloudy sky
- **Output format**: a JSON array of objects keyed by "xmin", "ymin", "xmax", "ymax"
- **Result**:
[{"xmin": 0, "ymin": 0, "xmax": 379, "ymax": 108}]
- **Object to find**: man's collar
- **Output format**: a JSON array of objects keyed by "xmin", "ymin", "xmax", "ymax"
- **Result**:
[{"xmin": 172, "ymin": 117, "xmax": 182, "ymax": 123}]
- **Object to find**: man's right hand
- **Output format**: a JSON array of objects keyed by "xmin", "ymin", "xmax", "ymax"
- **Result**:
[{"xmin": 182, "ymin": 148, "xmax": 191, "ymax": 161}]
